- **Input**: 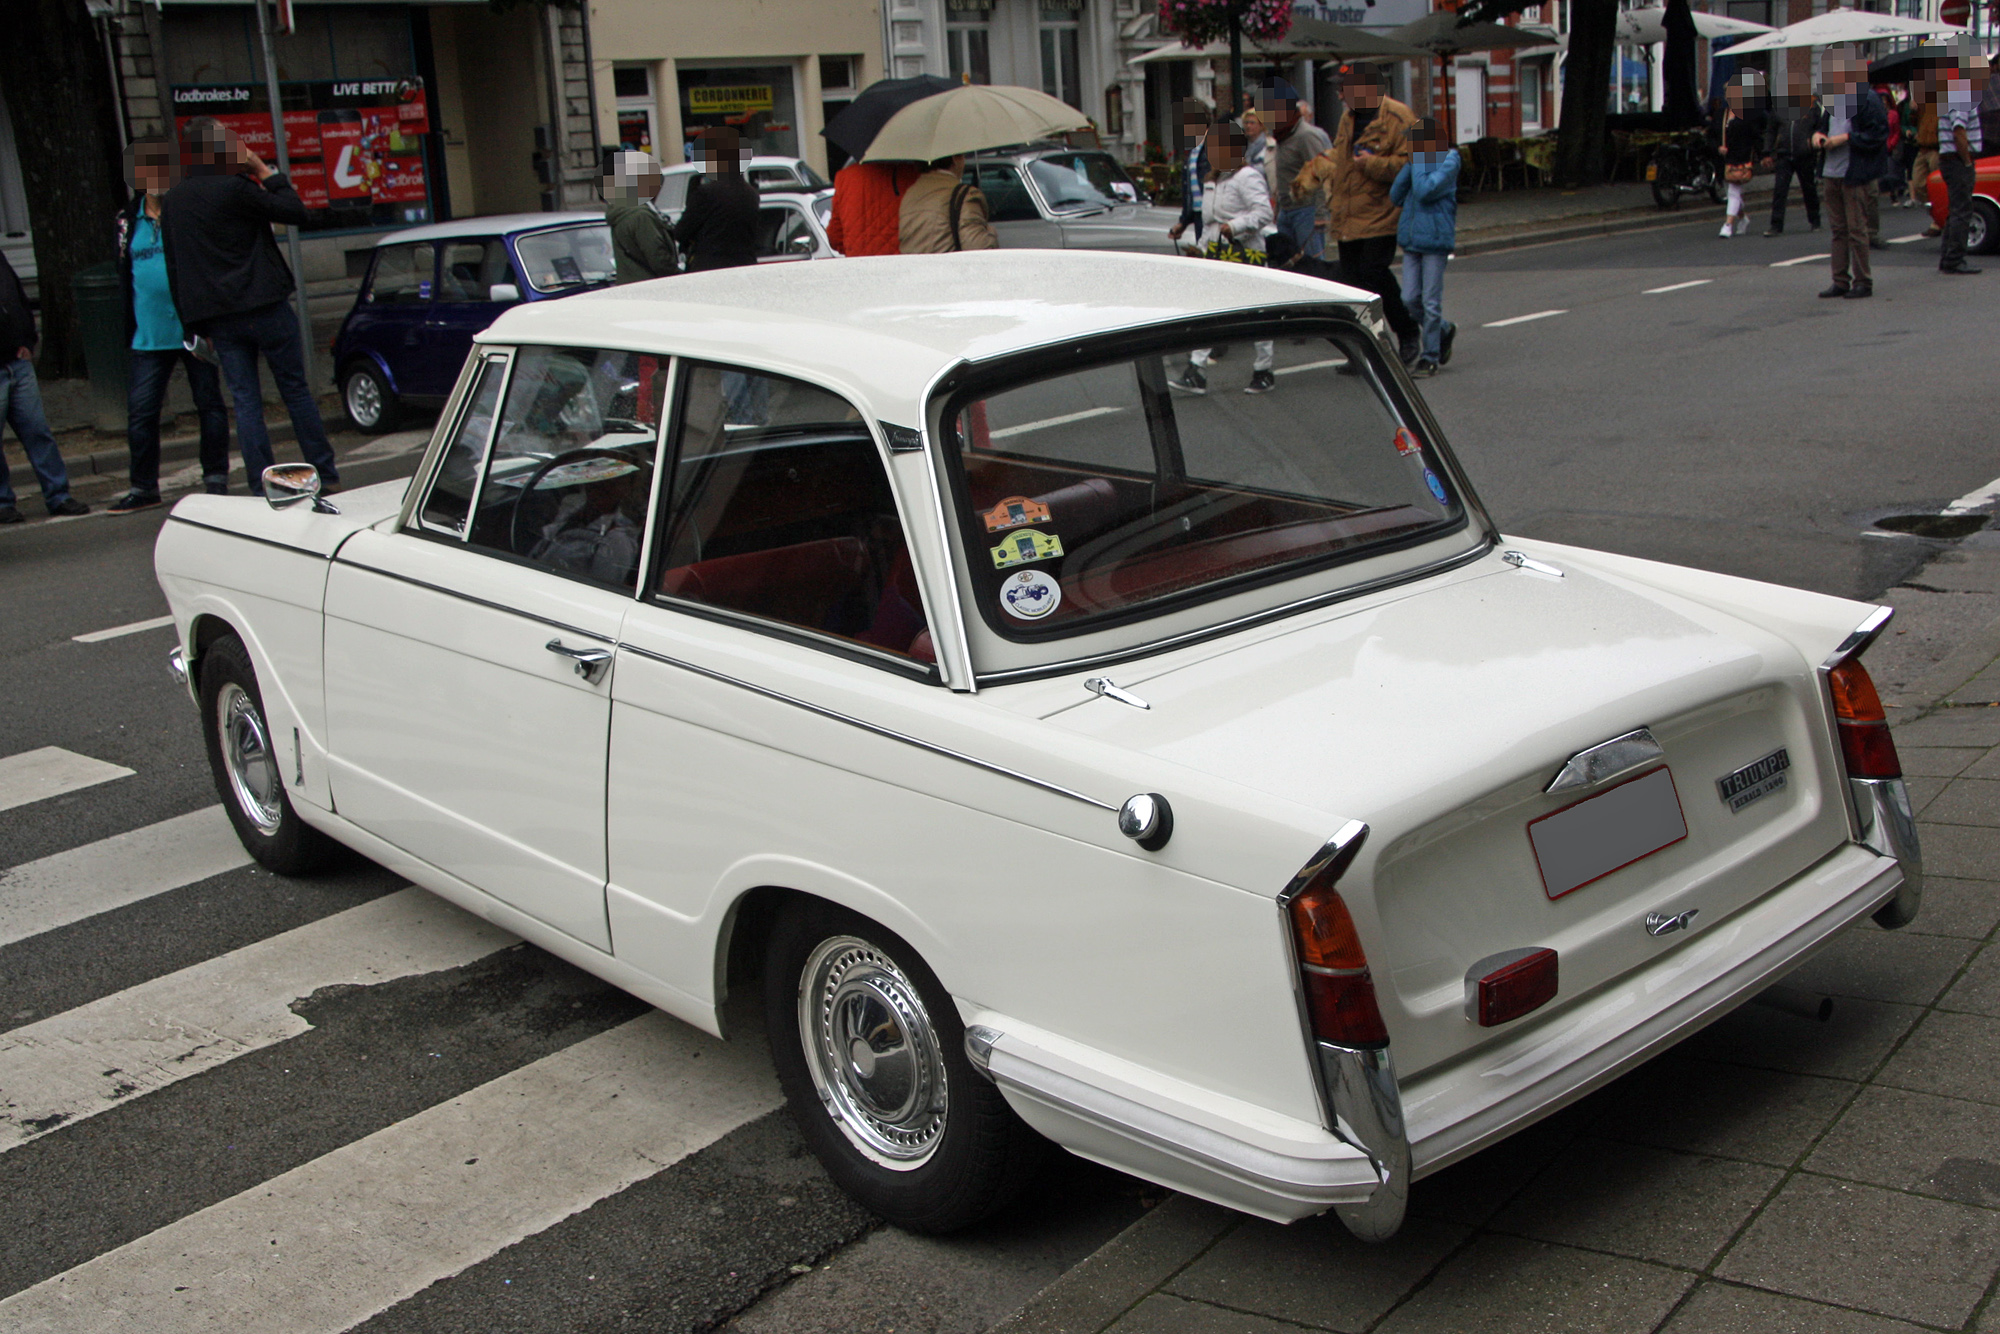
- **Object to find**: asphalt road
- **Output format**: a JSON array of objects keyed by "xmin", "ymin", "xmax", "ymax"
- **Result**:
[{"xmin": 0, "ymin": 211, "xmax": 1992, "ymax": 1332}]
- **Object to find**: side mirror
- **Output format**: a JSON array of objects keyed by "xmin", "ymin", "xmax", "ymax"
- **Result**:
[
  {"xmin": 489, "ymin": 282, "xmax": 521, "ymax": 303},
  {"xmin": 263, "ymin": 463, "xmax": 339, "ymax": 514}
]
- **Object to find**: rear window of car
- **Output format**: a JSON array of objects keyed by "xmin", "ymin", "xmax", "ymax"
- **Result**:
[
  {"xmin": 945, "ymin": 325, "xmax": 1465, "ymax": 639},
  {"xmin": 513, "ymin": 224, "xmax": 616, "ymax": 293}
]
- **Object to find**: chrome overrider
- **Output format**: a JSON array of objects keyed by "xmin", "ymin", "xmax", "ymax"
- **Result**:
[
  {"xmin": 1821, "ymin": 607, "xmax": 1923, "ymax": 930},
  {"xmin": 1276, "ymin": 821, "xmax": 1410, "ymax": 1242},
  {"xmin": 167, "ymin": 645, "xmax": 194, "ymax": 702}
]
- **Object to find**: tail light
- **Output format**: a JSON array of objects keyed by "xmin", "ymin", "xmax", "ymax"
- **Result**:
[
  {"xmin": 1828, "ymin": 657, "xmax": 1900, "ymax": 779},
  {"xmin": 1286, "ymin": 847, "xmax": 1389, "ymax": 1048}
]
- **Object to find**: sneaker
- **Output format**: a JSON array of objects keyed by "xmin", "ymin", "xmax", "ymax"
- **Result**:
[
  {"xmin": 1720, "ymin": 222, "xmax": 1734, "ymax": 238},
  {"xmin": 1171, "ymin": 364, "xmax": 1208, "ymax": 394},
  {"xmin": 1844, "ymin": 283, "xmax": 1873, "ymax": 299},
  {"xmin": 205, "ymin": 481, "xmax": 228, "ymax": 496},
  {"xmin": 1940, "ymin": 264, "xmax": 1983, "ymax": 275},
  {"xmin": 1409, "ymin": 358, "xmax": 1439, "ymax": 378},
  {"xmin": 1818, "ymin": 284, "xmax": 1850, "ymax": 298},
  {"xmin": 1923, "ymin": 226, "xmax": 1942, "ymax": 237},
  {"xmin": 1438, "ymin": 322, "xmax": 1456, "ymax": 366},
  {"xmin": 1809, "ymin": 221, "xmax": 1822, "ymax": 231},
  {"xmin": 107, "ymin": 490, "xmax": 162, "ymax": 514},
  {"xmin": 46, "ymin": 499, "xmax": 89, "ymax": 518},
  {"xmin": 1763, "ymin": 226, "xmax": 1784, "ymax": 236},
  {"xmin": 1243, "ymin": 370, "xmax": 1276, "ymax": 395},
  {"xmin": 0, "ymin": 507, "xmax": 20, "ymax": 525}
]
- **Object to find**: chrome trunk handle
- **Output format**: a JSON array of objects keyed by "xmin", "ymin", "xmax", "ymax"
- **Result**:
[{"xmin": 546, "ymin": 639, "xmax": 613, "ymax": 684}]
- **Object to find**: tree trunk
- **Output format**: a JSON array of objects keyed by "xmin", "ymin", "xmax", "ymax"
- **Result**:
[
  {"xmin": 1554, "ymin": 0, "xmax": 1618, "ymax": 186},
  {"xmin": 0, "ymin": 0, "xmax": 127, "ymax": 378}
]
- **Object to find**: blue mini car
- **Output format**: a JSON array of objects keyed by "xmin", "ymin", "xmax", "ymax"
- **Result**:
[{"xmin": 332, "ymin": 213, "xmax": 615, "ymax": 432}]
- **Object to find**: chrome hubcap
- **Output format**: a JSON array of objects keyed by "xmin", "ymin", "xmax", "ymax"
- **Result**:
[
  {"xmin": 217, "ymin": 682, "xmax": 282, "ymax": 834},
  {"xmin": 346, "ymin": 374, "xmax": 382, "ymax": 426},
  {"xmin": 798, "ymin": 936, "xmax": 947, "ymax": 1169}
]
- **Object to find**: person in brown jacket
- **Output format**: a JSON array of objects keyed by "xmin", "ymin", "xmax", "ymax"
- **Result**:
[
  {"xmin": 1295, "ymin": 66, "xmax": 1422, "ymax": 361},
  {"xmin": 899, "ymin": 156, "xmax": 999, "ymax": 253}
]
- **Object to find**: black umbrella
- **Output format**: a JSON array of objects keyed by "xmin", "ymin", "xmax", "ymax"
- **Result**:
[
  {"xmin": 1870, "ymin": 44, "xmax": 1948, "ymax": 83},
  {"xmin": 822, "ymin": 75, "xmax": 958, "ymax": 161}
]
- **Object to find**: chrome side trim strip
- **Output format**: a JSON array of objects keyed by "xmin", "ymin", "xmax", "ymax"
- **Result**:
[
  {"xmin": 616, "ymin": 642, "xmax": 1118, "ymax": 812},
  {"xmin": 330, "ymin": 559, "xmax": 615, "ymax": 645},
  {"xmin": 1822, "ymin": 605, "xmax": 1894, "ymax": 670},
  {"xmin": 164, "ymin": 515, "xmax": 328, "ymax": 561}
]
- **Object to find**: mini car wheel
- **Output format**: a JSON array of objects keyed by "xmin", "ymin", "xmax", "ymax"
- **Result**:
[
  {"xmin": 1970, "ymin": 198, "xmax": 1998, "ymax": 255},
  {"xmin": 200, "ymin": 634, "xmax": 339, "ymax": 875},
  {"xmin": 341, "ymin": 363, "xmax": 400, "ymax": 434},
  {"xmin": 765, "ymin": 899, "xmax": 1042, "ymax": 1233}
]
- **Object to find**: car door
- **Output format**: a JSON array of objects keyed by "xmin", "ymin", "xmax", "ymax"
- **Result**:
[
  {"xmin": 754, "ymin": 202, "xmax": 819, "ymax": 263},
  {"xmin": 414, "ymin": 237, "xmax": 513, "ymax": 396},
  {"xmin": 323, "ymin": 345, "xmax": 670, "ymax": 951},
  {"xmin": 344, "ymin": 241, "xmax": 434, "ymax": 393},
  {"xmin": 967, "ymin": 162, "xmax": 1062, "ymax": 248}
]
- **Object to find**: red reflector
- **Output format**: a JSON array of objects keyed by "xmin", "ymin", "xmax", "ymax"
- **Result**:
[
  {"xmin": 1828, "ymin": 659, "xmax": 1901, "ymax": 779},
  {"xmin": 1474, "ymin": 948, "xmax": 1559, "ymax": 1027}
]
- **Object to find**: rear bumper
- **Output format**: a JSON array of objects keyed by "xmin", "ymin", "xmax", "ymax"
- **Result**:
[{"xmin": 964, "ymin": 840, "xmax": 1900, "ymax": 1224}]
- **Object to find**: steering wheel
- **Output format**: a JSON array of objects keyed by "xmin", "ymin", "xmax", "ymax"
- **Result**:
[{"xmin": 508, "ymin": 446, "xmax": 646, "ymax": 559}]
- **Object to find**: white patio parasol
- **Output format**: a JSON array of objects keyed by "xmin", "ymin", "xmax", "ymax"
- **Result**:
[
  {"xmin": 1721, "ymin": 7, "xmax": 1964, "ymax": 54},
  {"xmin": 1614, "ymin": 7, "xmax": 1773, "ymax": 45}
]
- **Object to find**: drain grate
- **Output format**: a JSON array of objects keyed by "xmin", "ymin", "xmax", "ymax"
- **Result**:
[{"xmin": 1872, "ymin": 514, "xmax": 1990, "ymax": 540}]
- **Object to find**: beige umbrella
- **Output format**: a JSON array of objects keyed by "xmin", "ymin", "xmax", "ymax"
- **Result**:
[{"xmin": 861, "ymin": 84, "xmax": 1089, "ymax": 163}]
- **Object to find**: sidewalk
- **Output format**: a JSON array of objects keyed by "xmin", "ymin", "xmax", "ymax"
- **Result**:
[
  {"xmin": 1454, "ymin": 179, "xmax": 1777, "ymax": 255},
  {"xmin": 994, "ymin": 543, "xmax": 2000, "ymax": 1334}
]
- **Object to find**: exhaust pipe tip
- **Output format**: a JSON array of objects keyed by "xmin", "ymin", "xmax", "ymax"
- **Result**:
[{"xmin": 1752, "ymin": 984, "xmax": 1834, "ymax": 1023}]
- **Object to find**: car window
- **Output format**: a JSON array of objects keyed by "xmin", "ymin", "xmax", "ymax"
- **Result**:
[
  {"xmin": 419, "ymin": 355, "xmax": 505, "ymax": 533},
  {"xmin": 368, "ymin": 243, "xmax": 434, "ymax": 304},
  {"xmin": 457, "ymin": 346, "xmax": 669, "ymax": 590},
  {"xmin": 656, "ymin": 173, "xmax": 691, "ymax": 213},
  {"xmin": 652, "ymin": 364, "xmax": 930, "ymax": 665},
  {"xmin": 1025, "ymin": 156, "xmax": 1121, "ymax": 212},
  {"xmin": 795, "ymin": 162, "xmax": 829, "ymax": 191},
  {"xmin": 968, "ymin": 164, "xmax": 1039, "ymax": 222},
  {"xmin": 949, "ymin": 328, "xmax": 1462, "ymax": 637},
  {"xmin": 437, "ymin": 240, "xmax": 513, "ymax": 302},
  {"xmin": 757, "ymin": 205, "xmax": 816, "ymax": 258},
  {"xmin": 1037, "ymin": 151, "xmax": 1138, "ymax": 205},
  {"xmin": 513, "ymin": 225, "xmax": 617, "ymax": 293},
  {"xmin": 749, "ymin": 167, "xmax": 797, "ymax": 188}
]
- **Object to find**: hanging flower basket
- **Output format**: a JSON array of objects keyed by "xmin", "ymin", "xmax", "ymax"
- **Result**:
[{"xmin": 1158, "ymin": 0, "xmax": 1293, "ymax": 49}]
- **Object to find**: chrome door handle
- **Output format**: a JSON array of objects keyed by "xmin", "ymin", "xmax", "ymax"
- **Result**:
[{"xmin": 546, "ymin": 639, "xmax": 613, "ymax": 684}]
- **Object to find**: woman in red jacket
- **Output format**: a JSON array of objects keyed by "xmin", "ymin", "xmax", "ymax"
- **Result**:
[{"xmin": 826, "ymin": 160, "xmax": 924, "ymax": 256}]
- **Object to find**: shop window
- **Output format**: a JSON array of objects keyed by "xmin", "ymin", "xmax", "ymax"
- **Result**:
[
  {"xmin": 679, "ymin": 65, "xmax": 800, "ymax": 161},
  {"xmin": 615, "ymin": 63, "xmax": 659, "ymax": 158}
]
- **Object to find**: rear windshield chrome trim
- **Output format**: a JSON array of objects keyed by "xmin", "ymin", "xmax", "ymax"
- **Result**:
[
  {"xmin": 974, "ymin": 535, "xmax": 1495, "ymax": 687},
  {"xmin": 617, "ymin": 642, "xmax": 1117, "ymax": 812}
]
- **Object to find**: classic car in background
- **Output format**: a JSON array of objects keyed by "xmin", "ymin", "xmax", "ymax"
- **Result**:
[
  {"xmin": 159, "ymin": 252, "xmax": 1920, "ymax": 1240},
  {"xmin": 1924, "ymin": 152, "xmax": 2000, "ymax": 254},
  {"xmin": 655, "ymin": 155, "xmax": 829, "ymax": 223},
  {"xmin": 963, "ymin": 146, "xmax": 1181, "ymax": 253}
]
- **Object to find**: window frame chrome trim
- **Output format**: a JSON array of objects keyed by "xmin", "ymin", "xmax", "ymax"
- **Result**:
[
  {"xmin": 615, "ymin": 641, "xmax": 1116, "ymax": 811},
  {"xmin": 629, "ymin": 355, "xmax": 680, "ymax": 602},
  {"xmin": 411, "ymin": 348, "xmax": 515, "ymax": 541}
]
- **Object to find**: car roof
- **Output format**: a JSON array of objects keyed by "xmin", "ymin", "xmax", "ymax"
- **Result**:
[
  {"xmin": 661, "ymin": 157, "xmax": 809, "ymax": 174},
  {"xmin": 371, "ymin": 212, "xmax": 607, "ymax": 247},
  {"xmin": 475, "ymin": 251, "xmax": 1371, "ymax": 423}
]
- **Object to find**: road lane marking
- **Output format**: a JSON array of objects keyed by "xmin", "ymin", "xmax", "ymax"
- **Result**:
[
  {"xmin": 0, "ymin": 888, "xmax": 513, "ymax": 1152},
  {"xmin": 1887, "ymin": 234, "xmax": 1927, "ymax": 244},
  {"xmin": 1483, "ymin": 309, "xmax": 1568, "ymax": 328},
  {"xmin": 988, "ymin": 407, "xmax": 1122, "ymax": 440},
  {"xmin": 0, "ymin": 1011, "xmax": 780, "ymax": 1334},
  {"xmin": 1770, "ymin": 253, "xmax": 1830, "ymax": 267},
  {"xmin": 71, "ymin": 615, "xmax": 175, "ymax": 644},
  {"xmin": 1643, "ymin": 279, "xmax": 1714, "ymax": 294},
  {"xmin": 0, "ymin": 806, "xmax": 248, "ymax": 947},
  {"xmin": 0, "ymin": 748, "xmax": 133, "ymax": 815},
  {"xmin": 1944, "ymin": 474, "xmax": 2000, "ymax": 515},
  {"xmin": 1274, "ymin": 357, "xmax": 1348, "ymax": 376}
]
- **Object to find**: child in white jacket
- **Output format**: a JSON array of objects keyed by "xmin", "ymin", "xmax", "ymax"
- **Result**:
[{"xmin": 1174, "ymin": 122, "xmax": 1279, "ymax": 395}]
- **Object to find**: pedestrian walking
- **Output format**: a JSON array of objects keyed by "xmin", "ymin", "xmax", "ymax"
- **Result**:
[
  {"xmin": 1392, "ymin": 119, "xmax": 1459, "ymax": 378},
  {"xmin": 1763, "ymin": 89, "xmax": 1824, "ymax": 235},
  {"xmin": 673, "ymin": 128, "xmax": 761, "ymax": 272},
  {"xmin": 1168, "ymin": 100, "xmax": 1212, "ymax": 254},
  {"xmin": 603, "ymin": 151, "xmax": 679, "ymax": 284},
  {"xmin": 1937, "ymin": 44, "xmax": 1986, "ymax": 277},
  {"xmin": 900, "ymin": 155, "xmax": 997, "ymax": 254},
  {"xmin": 163, "ymin": 117, "xmax": 339, "ymax": 497},
  {"xmin": 826, "ymin": 159, "xmax": 924, "ymax": 257},
  {"xmin": 1261, "ymin": 80, "xmax": 1331, "ymax": 270},
  {"xmin": 1718, "ymin": 81, "xmax": 1759, "ymax": 237},
  {"xmin": 1295, "ymin": 65, "xmax": 1422, "ymax": 363},
  {"xmin": 1172, "ymin": 121, "xmax": 1277, "ymax": 396},
  {"xmin": 108, "ymin": 137, "xmax": 231, "ymax": 514},
  {"xmin": 1814, "ymin": 50, "xmax": 1890, "ymax": 300},
  {"xmin": 0, "ymin": 252, "xmax": 88, "ymax": 524}
]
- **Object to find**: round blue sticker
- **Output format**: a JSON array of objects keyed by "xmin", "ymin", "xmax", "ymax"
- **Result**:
[{"xmin": 1423, "ymin": 468, "xmax": 1448, "ymax": 503}]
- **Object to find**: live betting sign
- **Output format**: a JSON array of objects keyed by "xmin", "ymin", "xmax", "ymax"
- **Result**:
[{"xmin": 170, "ymin": 78, "xmax": 431, "ymax": 216}]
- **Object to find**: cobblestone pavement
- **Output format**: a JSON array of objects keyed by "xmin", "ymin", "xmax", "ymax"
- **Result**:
[{"xmin": 997, "ymin": 551, "xmax": 2000, "ymax": 1334}]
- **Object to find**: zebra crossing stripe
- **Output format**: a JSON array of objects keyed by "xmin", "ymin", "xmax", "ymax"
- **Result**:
[
  {"xmin": 0, "ymin": 747, "xmax": 133, "ymax": 815},
  {"xmin": 0, "ymin": 1011, "xmax": 781, "ymax": 1334},
  {"xmin": 0, "ymin": 806, "xmax": 248, "ymax": 948},
  {"xmin": 0, "ymin": 888, "xmax": 515, "ymax": 1151}
]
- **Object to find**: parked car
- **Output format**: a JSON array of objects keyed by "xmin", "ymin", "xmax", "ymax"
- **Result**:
[
  {"xmin": 331, "ymin": 213, "xmax": 614, "ymax": 433},
  {"xmin": 964, "ymin": 146, "xmax": 1181, "ymax": 253},
  {"xmin": 158, "ymin": 252, "xmax": 1920, "ymax": 1241},
  {"xmin": 747, "ymin": 189, "xmax": 837, "ymax": 263},
  {"xmin": 1924, "ymin": 152, "xmax": 2000, "ymax": 254},
  {"xmin": 656, "ymin": 156, "xmax": 829, "ymax": 222}
]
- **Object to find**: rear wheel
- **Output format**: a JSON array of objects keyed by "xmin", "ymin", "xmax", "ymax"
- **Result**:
[
  {"xmin": 1651, "ymin": 150, "xmax": 1685, "ymax": 209},
  {"xmin": 764, "ymin": 898, "xmax": 1042, "ymax": 1233},
  {"xmin": 200, "ymin": 634, "xmax": 340, "ymax": 875},
  {"xmin": 342, "ymin": 363, "xmax": 400, "ymax": 434},
  {"xmin": 1970, "ymin": 198, "xmax": 1998, "ymax": 255}
]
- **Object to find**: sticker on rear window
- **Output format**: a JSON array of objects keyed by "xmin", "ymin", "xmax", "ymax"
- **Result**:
[
  {"xmin": 991, "ymin": 529, "xmax": 1063, "ymax": 569},
  {"xmin": 1717, "ymin": 747, "xmax": 1790, "ymax": 814},
  {"xmin": 1394, "ymin": 427, "xmax": 1422, "ymax": 456}
]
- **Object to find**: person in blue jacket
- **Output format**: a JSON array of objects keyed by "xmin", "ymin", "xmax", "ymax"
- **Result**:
[{"xmin": 1390, "ymin": 119, "xmax": 1459, "ymax": 377}]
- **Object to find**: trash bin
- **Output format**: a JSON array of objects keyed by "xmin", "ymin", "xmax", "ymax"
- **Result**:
[{"xmin": 71, "ymin": 261, "xmax": 128, "ymax": 433}]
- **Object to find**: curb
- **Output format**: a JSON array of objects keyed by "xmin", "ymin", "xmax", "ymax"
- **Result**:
[
  {"xmin": 1455, "ymin": 186, "xmax": 1777, "ymax": 257},
  {"xmin": 9, "ymin": 393, "xmax": 348, "ymax": 483}
]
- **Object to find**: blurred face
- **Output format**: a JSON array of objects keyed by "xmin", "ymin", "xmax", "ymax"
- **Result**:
[
  {"xmin": 128, "ymin": 147, "xmax": 176, "ymax": 195},
  {"xmin": 1344, "ymin": 76, "xmax": 1384, "ymax": 110},
  {"xmin": 1211, "ymin": 132, "xmax": 1245, "ymax": 174},
  {"xmin": 1242, "ymin": 108, "xmax": 1265, "ymax": 137},
  {"xmin": 1176, "ymin": 106, "xmax": 1210, "ymax": 151}
]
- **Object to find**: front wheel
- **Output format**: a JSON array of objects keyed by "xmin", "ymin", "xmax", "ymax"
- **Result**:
[
  {"xmin": 200, "ymin": 634, "xmax": 340, "ymax": 875},
  {"xmin": 341, "ymin": 363, "xmax": 400, "ymax": 434},
  {"xmin": 1970, "ymin": 198, "xmax": 1998, "ymax": 254},
  {"xmin": 764, "ymin": 899, "xmax": 1043, "ymax": 1233}
]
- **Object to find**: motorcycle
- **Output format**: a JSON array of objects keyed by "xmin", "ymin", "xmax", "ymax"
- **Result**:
[{"xmin": 1648, "ymin": 133, "xmax": 1726, "ymax": 210}]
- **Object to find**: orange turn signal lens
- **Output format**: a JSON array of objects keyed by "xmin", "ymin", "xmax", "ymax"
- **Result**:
[
  {"xmin": 1828, "ymin": 659, "xmax": 1901, "ymax": 780},
  {"xmin": 1289, "ymin": 885, "xmax": 1368, "ymax": 971},
  {"xmin": 1288, "ymin": 885, "xmax": 1389, "ymax": 1047},
  {"xmin": 1828, "ymin": 659, "xmax": 1887, "ymax": 723}
]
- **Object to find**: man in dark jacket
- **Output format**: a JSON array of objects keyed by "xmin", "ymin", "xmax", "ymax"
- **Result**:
[
  {"xmin": 1813, "ymin": 50, "xmax": 1889, "ymax": 298},
  {"xmin": 1762, "ymin": 91, "xmax": 1824, "ymax": 235},
  {"xmin": 673, "ymin": 128, "xmax": 760, "ymax": 272},
  {"xmin": 163, "ymin": 117, "xmax": 338, "ymax": 495},
  {"xmin": 0, "ymin": 254, "xmax": 88, "ymax": 523}
]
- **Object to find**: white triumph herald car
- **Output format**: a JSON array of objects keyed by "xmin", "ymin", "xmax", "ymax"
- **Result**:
[{"xmin": 156, "ymin": 252, "xmax": 1920, "ymax": 1240}]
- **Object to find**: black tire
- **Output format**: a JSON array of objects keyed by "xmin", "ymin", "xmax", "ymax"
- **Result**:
[
  {"xmin": 1971, "ymin": 198, "xmax": 1998, "ymax": 255},
  {"xmin": 341, "ymin": 363, "xmax": 400, "ymax": 434},
  {"xmin": 199, "ymin": 634, "xmax": 341, "ymax": 875},
  {"xmin": 764, "ymin": 898, "xmax": 1043, "ymax": 1233},
  {"xmin": 1651, "ymin": 152, "xmax": 1685, "ymax": 209},
  {"xmin": 1706, "ymin": 169, "xmax": 1726, "ymax": 206}
]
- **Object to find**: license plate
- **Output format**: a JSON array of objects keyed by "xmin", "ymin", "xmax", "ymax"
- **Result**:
[{"xmin": 1529, "ymin": 767, "xmax": 1688, "ymax": 900}]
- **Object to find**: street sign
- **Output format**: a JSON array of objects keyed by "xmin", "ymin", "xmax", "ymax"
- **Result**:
[
  {"xmin": 275, "ymin": 0, "xmax": 294, "ymax": 34},
  {"xmin": 1941, "ymin": 0, "xmax": 1969, "ymax": 26}
]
